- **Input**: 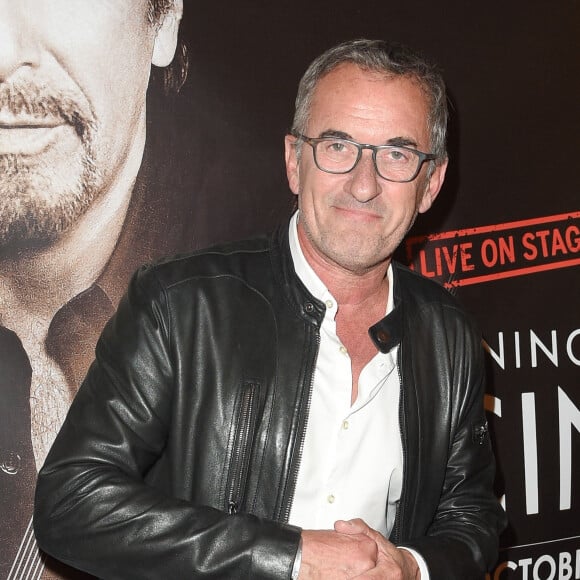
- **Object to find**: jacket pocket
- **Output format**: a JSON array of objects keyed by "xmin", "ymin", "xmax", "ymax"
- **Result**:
[{"xmin": 226, "ymin": 380, "xmax": 260, "ymax": 515}]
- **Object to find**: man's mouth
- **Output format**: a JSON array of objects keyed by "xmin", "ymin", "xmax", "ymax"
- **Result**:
[
  {"xmin": 0, "ymin": 79, "xmax": 95, "ymax": 156},
  {"xmin": 334, "ymin": 205, "xmax": 382, "ymax": 221},
  {"xmin": 0, "ymin": 116, "xmax": 72, "ymax": 156}
]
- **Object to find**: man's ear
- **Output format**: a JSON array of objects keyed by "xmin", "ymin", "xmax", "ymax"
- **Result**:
[
  {"xmin": 285, "ymin": 134, "xmax": 300, "ymax": 196},
  {"xmin": 418, "ymin": 157, "xmax": 448, "ymax": 214},
  {"xmin": 152, "ymin": 0, "xmax": 183, "ymax": 67}
]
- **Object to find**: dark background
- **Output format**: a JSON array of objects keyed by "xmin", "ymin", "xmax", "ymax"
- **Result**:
[
  {"xmin": 174, "ymin": 1, "xmax": 579, "ymax": 233},
  {"xmin": 162, "ymin": 2, "xmax": 579, "ymax": 574}
]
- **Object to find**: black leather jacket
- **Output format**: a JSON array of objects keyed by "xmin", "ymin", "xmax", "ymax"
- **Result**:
[{"xmin": 34, "ymin": 225, "xmax": 505, "ymax": 579}]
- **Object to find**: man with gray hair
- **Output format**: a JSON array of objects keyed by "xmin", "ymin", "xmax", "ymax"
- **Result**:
[
  {"xmin": 1, "ymin": 1, "xmax": 183, "ymax": 577},
  {"xmin": 35, "ymin": 39, "xmax": 505, "ymax": 579}
]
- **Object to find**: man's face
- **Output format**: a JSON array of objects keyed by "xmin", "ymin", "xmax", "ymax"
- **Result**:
[
  {"xmin": 0, "ymin": 0, "xmax": 180, "ymax": 247},
  {"xmin": 285, "ymin": 63, "xmax": 447, "ymax": 276}
]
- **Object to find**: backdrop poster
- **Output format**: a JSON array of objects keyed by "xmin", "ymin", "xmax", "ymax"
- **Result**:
[
  {"xmin": 1, "ymin": 1, "xmax": 578, "ymax": 578},
  {"xmin": 189, "ymin": 4, "xmax": 580, "ymax": 576}
]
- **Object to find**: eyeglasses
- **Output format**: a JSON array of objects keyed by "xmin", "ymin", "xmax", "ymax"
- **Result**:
[{"xmin": 293, "ymin": 132, "xmax": 437, "ymax": 183}]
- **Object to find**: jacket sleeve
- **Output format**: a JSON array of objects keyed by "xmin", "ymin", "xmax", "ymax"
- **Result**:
[
  {"xmin": 397, "ymin": 301, "xmax": 507, "ymax": 579},
  {"xmin": 33, "ymin": 266, "xmax": 301, "ymax": 579}
]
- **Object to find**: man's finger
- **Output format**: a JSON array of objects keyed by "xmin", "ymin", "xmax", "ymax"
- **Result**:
[
  {"xmin": 335, "ymin": 519, "xmax": 387, "ymax": 546},
  {"xmin": 334, "ymin": 518, "xmax": 371, "ymax": 535}
]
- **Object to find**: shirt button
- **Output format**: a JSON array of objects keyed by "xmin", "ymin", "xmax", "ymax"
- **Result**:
[
  {"xmin": 325, "ymin": 300, "xmax": 334, "ymax": 309},
  {"xmin": 339, "ymin": 345, "xmax": 348, "ymax": 355},
  {"xmin": 376, "ymin": 330, "xmax": 390, "ymax": 344},
  {"xmin": 327, "ymin": 494, "xmax": 335, "ymax": 504},
  {"xmin": 342, "ymin": 420, "xmax": 349, "ymax": 430},
  {"xmin": 0, "ymin": 451, "xmax": 21, "ymax": 475}
]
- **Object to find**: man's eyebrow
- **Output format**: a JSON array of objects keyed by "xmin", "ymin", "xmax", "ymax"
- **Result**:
[
  {"xmin": 385, "ymin": 136, "xmax": 418, "ymax": 148},
  {"xmin": 317, "ymin": 130, "xmax": 418, "ymax": 149},
  {"xmin": 317, "ymin": 129, "xmax": 352, "ymax": 140}
]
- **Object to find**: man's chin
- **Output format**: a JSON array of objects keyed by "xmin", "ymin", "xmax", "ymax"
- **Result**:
[
  {"xmin": 0, "ymin": 233, "xmax": 60, "ymax": 254},
  {"xmin": 0, "ymin": 152, "xmax": 99, "ymax": 253},
  {"xmin": 0, "ymin": 208, "xmax": 79, "ymax": 251},
  {"xmin": 0, "ymin": 186, "xmax": 98, "ymax": 254}
]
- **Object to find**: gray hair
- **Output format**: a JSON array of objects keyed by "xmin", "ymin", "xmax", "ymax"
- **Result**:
[{"xmin": 292, "ymin": 39, "xmax": 448, "ymax": 164}]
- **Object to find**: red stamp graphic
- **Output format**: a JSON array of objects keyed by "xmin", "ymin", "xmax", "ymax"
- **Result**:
[{"xmin": 405, "ymin": 211, "xmax": 580, "ymax": 288}]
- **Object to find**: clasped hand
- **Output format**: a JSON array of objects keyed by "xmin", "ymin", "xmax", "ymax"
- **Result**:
[{"xmin": 298, "ymin": 518, "xmax": 420, "ymax": 579}]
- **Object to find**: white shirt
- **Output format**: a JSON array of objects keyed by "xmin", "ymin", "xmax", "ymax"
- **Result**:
[
  {"xmin": 287, "ymin": 212, "xmax": 429, "ymax": 578},
  {"xmin": 287, "ymin": 213, "xmax": 402, "ymax": 535}
]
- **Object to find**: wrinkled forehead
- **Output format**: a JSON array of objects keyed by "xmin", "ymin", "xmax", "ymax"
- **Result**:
[
  {"xmin": 316, "ymin": 63, "xmax": 431, "ymax": 110},
  {"xmin": 308, "ymin": 64, "xmax": 431, "ymax": 142}
]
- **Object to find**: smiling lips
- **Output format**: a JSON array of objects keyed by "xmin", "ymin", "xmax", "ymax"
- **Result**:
[
  {"xmin": 0, "ymin": 115, "xmax": 70, "ymax": 156},
  {"xmin": 334, "ymin": 205, "xmax": 383, "ymax": 222}
]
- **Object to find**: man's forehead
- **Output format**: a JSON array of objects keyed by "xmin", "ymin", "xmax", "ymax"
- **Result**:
[
  {"xmin": 308, "ymin": 65, "xmax": 430, "ymax": 138},
  {"xmin": 314, "ymin": 63, "xmax": 425, "ymax": 102}
]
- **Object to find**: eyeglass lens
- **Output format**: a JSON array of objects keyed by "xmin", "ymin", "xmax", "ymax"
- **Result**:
[{"xmin": 314, "ymin": 138, "xmax": 422, "ymax": 181}]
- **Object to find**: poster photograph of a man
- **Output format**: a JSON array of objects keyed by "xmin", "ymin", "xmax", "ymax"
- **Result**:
[{"xmin": 0, "ymin": 1, "xmax": 185, "ymax": 577}]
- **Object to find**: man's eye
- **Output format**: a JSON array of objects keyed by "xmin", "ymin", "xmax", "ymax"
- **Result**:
[
  {"xmin": 327, "ymin": 141, "xmax": 347, "ymax": 153},
  {"xmin": 386, "ymin": 148, "xmax": 411, "ymax": 162}
]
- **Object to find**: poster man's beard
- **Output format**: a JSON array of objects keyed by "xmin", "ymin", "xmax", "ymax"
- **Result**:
[
  {"xmin": 0, "ymin": 152, "xmax": 99, "ymax": 248},
  {"xmin": 0, "ymin": 80, "xmax": 100, "ymax": 248}
]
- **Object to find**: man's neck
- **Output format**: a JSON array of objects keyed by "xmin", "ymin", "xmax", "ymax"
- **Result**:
[
  {"xmin": 0, "ymin": 186, "xmax": 134, "ymax": 468},
  {"xmin": 0, "ymin": 183, "xmax": 134, "ymax": 328},
  {"xmin": 0, "ymin": 124, "xmax": 145, "ymax": 468},
  {"xmin": 296, "ymin": 222, "xmax": 390, "ymax": 306},
  {"xmin": 295, "ymin": 222, "xmax": 392, "ymax": 403}
]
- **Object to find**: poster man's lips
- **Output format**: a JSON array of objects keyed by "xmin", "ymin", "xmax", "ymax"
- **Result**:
[
  {"xmin": 0, "ymin": 122, "xmax": 72, "ymax": 156},
  {"xmin": 0, "ymin": 115, "xmax": 64, "ymax": 128}
]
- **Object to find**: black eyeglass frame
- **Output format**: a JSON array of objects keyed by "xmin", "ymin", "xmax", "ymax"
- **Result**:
[{"xmin": 292, "ymin": 132, "xmax": 438, "ymax": 183}]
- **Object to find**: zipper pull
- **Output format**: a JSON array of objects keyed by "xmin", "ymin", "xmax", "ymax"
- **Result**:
[{"xmin": 228, "ymin": 500, "xmax": 239, "ymax": 515}]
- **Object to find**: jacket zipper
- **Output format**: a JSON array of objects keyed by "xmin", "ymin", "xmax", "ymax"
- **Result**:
[
  {"xmin": 391, "ymin": 345, "xmax": 406, "ymax": 543},
  {"xmin": 280, "ymin": 328, "xmax": 320, "ymax": 523},
  {"xmin": 227, "ymin": 381, "xmax": 259, "ymax": 515}
]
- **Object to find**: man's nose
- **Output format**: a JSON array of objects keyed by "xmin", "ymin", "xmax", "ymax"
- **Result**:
[
  {"xmin": 347, "ymin": 151, "xmax": 381, "ymax": 203},
  {"xmin": 0, "ymin": 3, "xmax": 41, "ymax": 83}
]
